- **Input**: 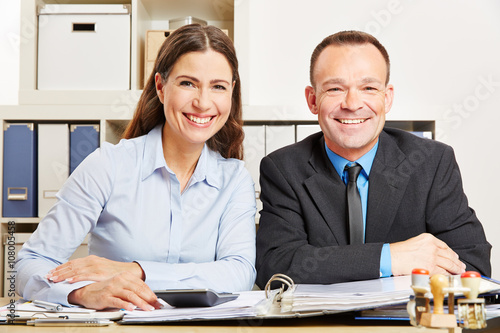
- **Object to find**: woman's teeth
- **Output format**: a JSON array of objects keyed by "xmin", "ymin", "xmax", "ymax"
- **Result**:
[{"xmin": 187, "ymin": 115, "xmax": 212, "ymax": 124}]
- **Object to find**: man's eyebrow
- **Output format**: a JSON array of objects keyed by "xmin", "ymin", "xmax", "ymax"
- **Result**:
[
  {"xmin": 360, "ymin": 77, "xmax": 383, "ymax": 85},
  {"xmin": 321, "ymin": 78, "xmax": 346, "ymax": 85},
  {"xmin": 318, "ymin": 78, "xmax": 346, "ymax": 90}
]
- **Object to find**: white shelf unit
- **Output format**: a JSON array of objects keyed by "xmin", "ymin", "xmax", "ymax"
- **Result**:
[{"xmin": 0, "ymin": 0, "xmax": 234, "ymax": 296}]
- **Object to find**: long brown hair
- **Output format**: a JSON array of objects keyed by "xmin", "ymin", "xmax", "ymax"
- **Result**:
[{"xmin": 123, "ymin": 24, "xmax": 244, "ymax": 160}]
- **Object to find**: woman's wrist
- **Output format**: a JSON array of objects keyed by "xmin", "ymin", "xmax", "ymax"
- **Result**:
[{"xmin": 130, "ymin": 261, "xmax": 146, "ymax": 280}]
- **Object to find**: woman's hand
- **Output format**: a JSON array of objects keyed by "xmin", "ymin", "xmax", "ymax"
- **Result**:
[
  {"xmin": 68, "ymin": 272, "xmax": 161, "ymax": 311},
  {"xmin": 46, "ymin": 255, "xmax": 145, "ymax": 283}
]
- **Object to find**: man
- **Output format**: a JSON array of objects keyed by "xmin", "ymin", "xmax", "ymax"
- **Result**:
[{"xmin": 255, "ymin": 30, "xmax": 491, "ymax": 288}]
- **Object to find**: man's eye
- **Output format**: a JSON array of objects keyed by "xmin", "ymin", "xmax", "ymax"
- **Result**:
[
  {"xmin": 325, "ymin": 87, "xmax": 343, "ymax": 95},
  {"xmin": 364, "ymin": 86, "xmax": 379, "ymax": 92}
]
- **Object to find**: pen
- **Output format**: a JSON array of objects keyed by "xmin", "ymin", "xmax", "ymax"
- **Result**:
[
  {"xmin": 27, "ymin": 318, "xmax": 113, "ymax": 326},
  {"xmin": 33, "ymin": 300, "xmax": 63, "ymax": 312}
]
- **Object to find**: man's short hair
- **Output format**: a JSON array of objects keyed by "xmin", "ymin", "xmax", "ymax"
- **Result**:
[{"xmin": 309, "ymin": 30, "xmax": 391, "ymax": 87}]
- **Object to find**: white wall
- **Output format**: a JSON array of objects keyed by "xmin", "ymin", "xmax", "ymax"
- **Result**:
[
  {"xmin": 0, "ymin": 0, "xmax": 20, "ymax": 105},
  {"xmin": 236, "ymin": 0, "xmax": 500, "ymax": 277}
]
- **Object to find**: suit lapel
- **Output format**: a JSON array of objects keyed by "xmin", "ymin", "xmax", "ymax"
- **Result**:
[
  {"xmin": 365, "ymin": 131, "xmax": 410, "ymax": 243},
  {"xmin": 304, "ymin": 136, "xmax": 349, "ymax": 245}
]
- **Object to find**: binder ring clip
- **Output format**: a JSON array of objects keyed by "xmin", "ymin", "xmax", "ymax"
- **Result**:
[{"xmin": 265, "ymin": 273, "xmax": 295, "ymax": 300}]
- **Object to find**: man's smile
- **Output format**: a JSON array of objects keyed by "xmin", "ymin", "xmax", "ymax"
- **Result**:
[{"xmin": 337, "ymin": 118, "xmax": 367, "ymax": 124}]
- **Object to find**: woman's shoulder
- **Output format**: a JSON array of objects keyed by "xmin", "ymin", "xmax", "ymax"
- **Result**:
[
  {"xmin": 73, "ymin": 134, "xmax": 148, "ymax": 177},
  {"xmin": 206, "ymin": 148, "xmax": 252, "ymax": 185},
  {"xmin": 98, "ymin": 133, "xmax": 150, "ymax": 162},
  {"xmin": 209, "ymin": 149, "xmax": 246, "ymax": 171}
]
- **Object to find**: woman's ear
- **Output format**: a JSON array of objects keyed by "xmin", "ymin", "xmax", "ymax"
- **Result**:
[{"xmin": 155, "ymin": 73, "xmax": 164, "ymax": 102}]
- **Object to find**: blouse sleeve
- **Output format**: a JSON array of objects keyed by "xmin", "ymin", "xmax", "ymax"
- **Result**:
[{"xmin": 15, "ymin": 145, "xmax": 114, "ymax": 306}]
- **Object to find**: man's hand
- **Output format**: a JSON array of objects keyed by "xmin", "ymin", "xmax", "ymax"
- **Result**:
[
  {"xmin": 390, "ymin": 233, "xmax": 466, "ymax": 276},
  {"xmin": 68, "ymin": 272, "xmax": 161, "ymax": 311},
  {"xmin": 46, "ymin": 255, "xmax": 145, "ymax": 283}
]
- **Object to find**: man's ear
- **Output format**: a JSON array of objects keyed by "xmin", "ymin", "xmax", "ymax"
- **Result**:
[
  {"xmin": 305, "ymin": 85, "xmax": 318, "ymax": 115},
  {"xmin": 384, "ymin": 84, "xmax": 394, "ymax": 115},
  {"xmin": 155, "ymin": 73, "xmax": 164, "ymax": 102}
]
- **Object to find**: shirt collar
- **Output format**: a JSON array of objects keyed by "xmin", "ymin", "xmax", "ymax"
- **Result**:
[
  {"xmin": 325, "ymin": 140, "xmax": 379, "ymax": 180},
  {"xmin": 190, "ymin": 144, "xmax": 223, "ymax": 190},
  {"xmin": 142, "ymin": 125, "xmax": 167, "ymax": 181},
  {"xmin": 142, "ymin": 125, "xmax": 222, "ymax": 189}
]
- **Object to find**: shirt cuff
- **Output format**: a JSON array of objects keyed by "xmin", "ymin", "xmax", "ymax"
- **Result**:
[
  {"xmin": 379, "ymin": 243, "xmax": 392, "ymax": 277},
  {"xmin": 47, "ymin": 280, "xmax": 94, "ymax": 307}
]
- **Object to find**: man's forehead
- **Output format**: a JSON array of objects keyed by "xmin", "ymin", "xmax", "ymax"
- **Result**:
[{"xmin": 313, "ymin": 44, "xmax": 388, "ymax": 85}]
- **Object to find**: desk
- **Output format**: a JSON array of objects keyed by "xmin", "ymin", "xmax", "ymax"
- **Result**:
[{"xmin": 2, "ymin": 298, "xmax": 499, "ymax": 332}]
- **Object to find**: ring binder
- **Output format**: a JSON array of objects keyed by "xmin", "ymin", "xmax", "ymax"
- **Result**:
[
  {"xmin": 118, "ymin": 274, "xmax": 500, "ymax": 324},
  {"xmin": 265, "ymin": 273, "xmax": 295, "ymax": 300}
]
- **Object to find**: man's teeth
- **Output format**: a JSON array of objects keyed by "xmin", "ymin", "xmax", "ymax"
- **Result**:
[
  {"xmin": 339, "ymin": 119, "xmax": 365, "ymax": 124},
  {"xmin": 188, "ymin": 115, "xmax": 212, "ymax": 124}
]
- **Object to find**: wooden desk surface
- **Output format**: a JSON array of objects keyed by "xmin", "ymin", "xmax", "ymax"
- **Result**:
[{"xmin": 3, "ymin": 297, "xmax": 499, "ymax": 333}]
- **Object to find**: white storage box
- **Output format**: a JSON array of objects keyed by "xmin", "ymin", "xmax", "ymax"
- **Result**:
[{"xmin": 37, "ymin": 4, "xmax": 131, "ymax": 90}]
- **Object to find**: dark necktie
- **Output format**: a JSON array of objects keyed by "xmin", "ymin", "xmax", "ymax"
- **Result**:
[{"xmin": 346, "ymin": 164, "xmax": 363, "ymax": 244}]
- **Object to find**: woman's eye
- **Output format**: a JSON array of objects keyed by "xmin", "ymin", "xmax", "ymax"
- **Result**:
[
  {"xmin": 180, "ymin": 81, "xmax": 194, "ymax": 87},
  {"xmin": 213, "ymin": 84, "xmax": 227, "ymax": 91}
]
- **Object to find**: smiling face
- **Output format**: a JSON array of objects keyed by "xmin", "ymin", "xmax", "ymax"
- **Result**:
[
  {"xmin": 305, "ymin": 44, "xmax": 394, "ymax": 161},
  {"xmin": 156, "ymin": 50, "xmax": 234, "ymax": 151}
]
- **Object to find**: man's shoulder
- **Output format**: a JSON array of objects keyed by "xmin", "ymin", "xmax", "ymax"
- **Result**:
[
  {"xmin": 382, "ymin": 127, "xmax": 449, "ymax": 154},
  {"xmin": 266, "ymin": 131, "xmax": 323, "ymax": 162}
]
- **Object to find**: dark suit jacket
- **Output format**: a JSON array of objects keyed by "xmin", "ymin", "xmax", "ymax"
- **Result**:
[{"xmin": 255, "ymin": 128, "xmax": 491, "ymax": 288}]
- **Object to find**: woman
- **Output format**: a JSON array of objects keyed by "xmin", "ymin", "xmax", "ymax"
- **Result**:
[{"xmin": 15, "ymin": 24, "xmax": 257, "ymax": 311}]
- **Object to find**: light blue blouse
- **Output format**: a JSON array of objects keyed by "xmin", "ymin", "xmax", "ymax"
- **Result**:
[{"xmin": 16, "ymin": 125, "xmax": 257, "ymax": 306}]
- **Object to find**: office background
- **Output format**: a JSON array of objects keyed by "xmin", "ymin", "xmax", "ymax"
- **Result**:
[{"xmin": 1, "ymin": 0, "xmax": 499, "ymax": 279}]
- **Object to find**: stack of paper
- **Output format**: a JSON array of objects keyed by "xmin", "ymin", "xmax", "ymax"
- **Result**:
[
  {"xmin": 0, "ymin": 300, "xmax": 123, "ymax": 322},
  {"xmin": 121, "ymin": 290, "xmax": 270, "ymax": 323},
  {"xmin": 280, "ymin": 275, "xmax": 413, "ymax": 313}
]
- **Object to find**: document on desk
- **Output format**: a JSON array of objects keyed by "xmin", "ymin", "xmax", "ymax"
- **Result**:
[
  {"xmin": 0, "ymin": 300, "xmax": 123, "ymax": 322},
  {"xmin": 121, "ymin": 290, "xmax": 270, "ymax": 323},
  {"xmin": 120, "ymin": 277, "xmax": 413, "ymax": 323},
  {"xmin": 119, "ymin": 275, "xmax": 500, "ymax": 324},
  {"xmin": 281, "ymin": 275, "xmax": 413, "ymax": 313}
]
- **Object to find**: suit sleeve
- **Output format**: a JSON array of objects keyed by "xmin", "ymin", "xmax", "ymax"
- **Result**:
[
  {"xmin": 425, "ymin": 146, "xmax": 491, "ymax": 276},
  {"xmin": 256, "ymin": 155, "xmax": 383, "ymax": 288}
]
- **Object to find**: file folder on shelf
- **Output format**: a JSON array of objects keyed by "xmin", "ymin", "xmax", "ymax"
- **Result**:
[
  {"xmin": 2, "ymin": 123, "xmax": 37, "ymax": 217},
  {"xmin": 70, "ymin": 124, "xmax": 100, "ymax": 174},
  {"xmin": 38, "ymin": 124, "xmax": 69, "ymax": 218}
]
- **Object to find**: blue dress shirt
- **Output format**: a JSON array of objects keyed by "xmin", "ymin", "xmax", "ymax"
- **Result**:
[
  {"xmin": 16, "ymin": 125, "xmax": 257, "ymax": 306},
  {"xmin": 324, "ymin": 141, "xmax": 392, "ymax": 277}
]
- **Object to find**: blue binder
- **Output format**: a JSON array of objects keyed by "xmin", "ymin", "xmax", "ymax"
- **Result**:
[
  {"xmin": 70, "ymin": 124, "xmax": 100, "ymax": 174},
  {"xmin": 2, "ymin": 123, "xmax": 37, "ymax": 217}
]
